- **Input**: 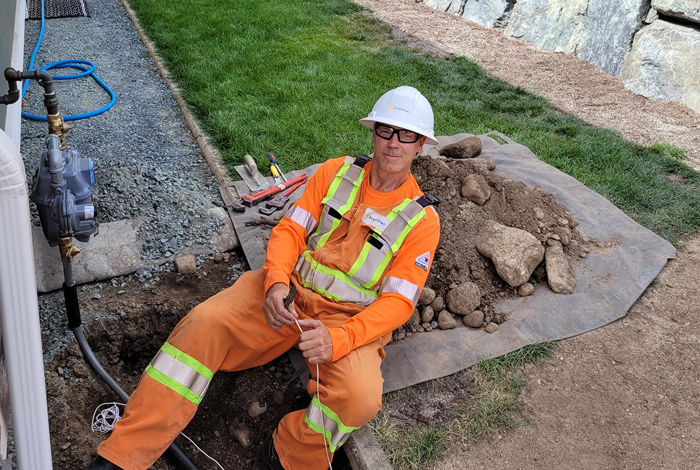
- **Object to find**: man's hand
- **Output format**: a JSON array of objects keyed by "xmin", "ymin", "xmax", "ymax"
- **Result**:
[
  {"xmin": 263, "ymin": 283, "xmax": 298, "ymax": 330},
  {"xmin": 297, "ymin": 319, "xmax": 333, "ymax": 365}
]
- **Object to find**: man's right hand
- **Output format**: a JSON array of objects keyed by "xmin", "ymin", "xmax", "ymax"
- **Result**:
[{"xmin": 263, "ymin": 283, "xmax": 298, "ymax": 330}]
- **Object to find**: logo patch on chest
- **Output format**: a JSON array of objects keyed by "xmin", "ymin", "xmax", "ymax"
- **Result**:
[
  {"xmin": 362, "ymin": 209, "xmax": 391, "ymax": 232},
  {"xmin": 415, "ymin": 251, "xmax": 430, "ymax": 271}
]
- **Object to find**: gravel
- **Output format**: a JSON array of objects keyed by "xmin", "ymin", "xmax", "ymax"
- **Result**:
[{"xmin": 20, "ymin": 0, "xmax": 224, "ymax": 263}]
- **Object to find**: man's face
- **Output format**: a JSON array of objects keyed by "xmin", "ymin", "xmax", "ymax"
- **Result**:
[{"xmin": 371, "ymin": 123, "xmax": 427, "ymax": 177}]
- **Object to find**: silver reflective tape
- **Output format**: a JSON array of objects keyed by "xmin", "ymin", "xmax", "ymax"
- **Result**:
[
  {"xmin": 151, "ymin": 350, "xmax": 211, "ymax": 398},
  {"xmin": 285, "ymin": 206, "xmax": 317, "ymax": 234},
  {"xmin": 381, "ymin": 276, "xmax": 420, "ymax": 306},
  {"xmin": 306, "ymin": 402, "xmax": 351, "ymax": 450},
  {"xmin": 296, "ymin": 255, "xmax": 377, "ymax": 306}
]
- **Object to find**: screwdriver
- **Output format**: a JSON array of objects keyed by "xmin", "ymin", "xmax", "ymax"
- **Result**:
[{"xmin": 267, "ymin": 153, "xmax": 287, "ymax": 182}]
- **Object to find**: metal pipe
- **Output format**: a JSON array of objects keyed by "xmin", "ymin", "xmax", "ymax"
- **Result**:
[{"xmin": 0, "ymin": 130, "xmax": 52, "ymax": 469}]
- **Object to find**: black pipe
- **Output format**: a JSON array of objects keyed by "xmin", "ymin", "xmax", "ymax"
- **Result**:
[
  {"xmin": 0, "ymin": 68, "xmax": 20, "ymax": 105},
  {"xmin": 63, "ymin": 280, "xmax": 200, "ymax": 469},
  {"xmin": 0, "ymin": 67, "xmax": 58, "ymax": 114}
]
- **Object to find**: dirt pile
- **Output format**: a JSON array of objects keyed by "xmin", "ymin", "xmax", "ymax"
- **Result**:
[{"xmin": 395, "ymin": 153, "xmax": 596, "ymax": 339}]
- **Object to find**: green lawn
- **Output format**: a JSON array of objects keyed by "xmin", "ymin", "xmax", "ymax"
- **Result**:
[{"xmin": 127, "ymin": 0, "xmax": 700, "ymax": 242}]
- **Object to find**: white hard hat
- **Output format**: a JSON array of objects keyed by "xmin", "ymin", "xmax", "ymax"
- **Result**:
[{"xmin": 359, "ymin": 86, "xmax": 439, "ymax": 145}]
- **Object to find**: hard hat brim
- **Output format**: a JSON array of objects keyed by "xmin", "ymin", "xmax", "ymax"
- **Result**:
[{"xmin": 359, "ymin": 117, "xmax": 440, "ymax": 146}]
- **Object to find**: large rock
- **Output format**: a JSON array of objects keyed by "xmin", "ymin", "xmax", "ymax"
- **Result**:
[
  {"xmin": 545, "ymin": 242, "xmax": 576, "ymax": 294},
  {"xmin": 577, "ymin": 0, "xmax": 649, "ymax": 77},
  {"xmin": 446, "ymin": 282, "xmax": 481, "ymax": 315},
  {"xmin": 461, "ymin": 174, "xmax": 491, "ymax": 205},
  {"xmin": 423, "ymin": 0, "xmax": 464, "ymax": 14},
  {"xmin": 620, "ymin": 20, "xmax": 700, "ymax": 113},
  {"xmin": 652, "ymin": 0, "xmax": 700, "ymax": 23},
  {"xmin": 504, "ymin": 0, "xmax": 588, "ymax": 54},
  {"xmin": 440, "ymin": 136, "xmax": 482, "ymax": 159},
  {"xmin": 461, "ymin": 0, "xmax": 516, "ymax": 29},
  {"xmin": 475, "ymin": 221, "xmax": 545, "ymax": 287}
]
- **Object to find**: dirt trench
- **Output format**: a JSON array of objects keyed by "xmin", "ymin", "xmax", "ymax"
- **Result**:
[{"xmin": 45, "ymin": 258, "xmax": 351, "ymax": 470}]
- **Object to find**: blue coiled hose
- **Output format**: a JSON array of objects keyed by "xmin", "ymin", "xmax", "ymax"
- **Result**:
[{"xmin": 22, "ymin": 0, "xmax": 116, "ymax": 121}]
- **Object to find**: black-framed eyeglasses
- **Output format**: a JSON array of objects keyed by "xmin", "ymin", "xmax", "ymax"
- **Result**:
[{"xmin": 373, "ymin": 123, "xmax": 422, "ymax": 144}]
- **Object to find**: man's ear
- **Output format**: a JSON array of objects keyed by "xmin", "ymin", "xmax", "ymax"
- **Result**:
[{"xmin": 416, "ymin": 135, "xmax": 427, "ymax": 153}]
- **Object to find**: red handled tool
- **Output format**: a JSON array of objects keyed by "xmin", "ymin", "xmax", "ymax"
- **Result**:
[
  {"xmin": 259, "ymin": 180, "xmax": 305, "ymax": 215},
  {"xmin": 231, "ymin": 173, "xmax": 307, "ymax": 212}
]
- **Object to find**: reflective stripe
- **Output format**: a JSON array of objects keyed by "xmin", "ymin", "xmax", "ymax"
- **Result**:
[
  {"xmin": 305, "ymin": 394, "xmax": 359, "ymax": 452},
  {"xmin": 381, "ymin": 276, "xmax": 420, "ymax": 306},
  {"xmin": 284, "ymin": 205, "xmax": 317, "ymax": 235},
  {"xmin": 145, "ymin": 342, "xmax": 213, "ymax": 405},
  {"xmin": 296, "ymin": 251, "xmax": 379, "ymax": 306},
  {"xmin": 308, "ymin": 157, "xmax": 366, "ymax": 251},
  {"xmin": 348, "ymin": 200, "xmax": 427, "ymax": 289}
]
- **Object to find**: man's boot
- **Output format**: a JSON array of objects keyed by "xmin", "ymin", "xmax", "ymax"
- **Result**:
[{"xmin": 86, "ymin": 455, "xmax": 123, "ymax": 470}]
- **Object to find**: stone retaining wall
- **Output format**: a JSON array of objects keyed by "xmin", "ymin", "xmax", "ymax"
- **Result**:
[{"xmin": 419, "ymin": 0, "xmax": 700, "ymax": 113}]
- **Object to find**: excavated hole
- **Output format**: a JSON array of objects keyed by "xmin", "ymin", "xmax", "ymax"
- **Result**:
[{"xmin": 44, "ymin": 259, "xmax": 351, "ymax": 469}]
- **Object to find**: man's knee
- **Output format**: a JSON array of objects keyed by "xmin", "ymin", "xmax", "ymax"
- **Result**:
[{"xmin": 337, "ymin": 373, "xmax": 383, "ymax": 423}]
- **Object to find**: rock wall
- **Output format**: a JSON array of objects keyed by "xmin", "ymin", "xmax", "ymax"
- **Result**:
[{"xmin": 418, "ymin": 0, "xmax": 700, "ymax": 113}]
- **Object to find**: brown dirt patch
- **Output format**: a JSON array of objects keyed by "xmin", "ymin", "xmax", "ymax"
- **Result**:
[
  {"xmin": 46, "ymin": 257, "xmax": 352, "ymax": 470},
  {"xmin": 354, "ymin": 0, "xmax": 700, "ymax": 171}
]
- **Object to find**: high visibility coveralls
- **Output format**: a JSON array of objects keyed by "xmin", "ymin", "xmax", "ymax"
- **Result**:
[{"xmin": 97, "ymin": 156, "xmax": 440, "ymax": 470}]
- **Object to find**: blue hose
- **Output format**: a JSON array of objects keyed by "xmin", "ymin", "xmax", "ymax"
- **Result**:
[{"xmin": 22, "ymin": 0, "xmax": 116, "ymax": 121}]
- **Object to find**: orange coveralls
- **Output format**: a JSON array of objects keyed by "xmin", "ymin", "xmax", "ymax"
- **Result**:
[{"xmin": 98, "ymin": 156, "xmax": 440, "ymax": 470}]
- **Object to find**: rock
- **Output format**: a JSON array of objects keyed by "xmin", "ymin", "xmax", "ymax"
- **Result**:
[
  {"xmin": 533, "ymin": 207, "xmax": 545, "ymax": 219},
  {"xmin": 505, "ymin": 0, "xmax": 588, "ymax": 54},
  {"xmin": 438, "ymin": 311, "xmax": 458, "ymax": 330},
  {"xmin": 652, "ymin": 0, "xmax": 700, "ymax": 23},
  {"xmin": 485, "ymin": 322, "xmax": 500, "ymax": 333},
  {"xmin": 554, "ymin": 226, "xmax": 571, "ymax": 245},
  {"xmin": 546, "ymin": 238, "xmax": 558, "ymax": 247},
  {"xmin": 175, "ymin": 255, "xmax": 197, "ymax": 274},
  {"xmin": 621, "ymin": 20, "xmax": 700, "ymax": 113},
  {"xmin": 423, "ymin": 0, "xmax": 462, "ymax": 14},
  {"xmin": 461, "ymin": 174, "xmax": 491, "ymax": 205},
  {"xmin": 247, "ymin": 401, "xmax": 267, "ymax": 418},
  {"xmin": 550, "ymin": 234, "xmax": 561, "ymax": 241},
  {"xmin": 92, "ymin": 293, "xmax": 101, "ymax": 300},
  {"xmin": 577, "ymin": 0, "xmax": 648, "ymax": 76},
  {"xmin": 418, "ymin": 287, "xmax": 437, "ymax": 305},
  {"xmin": 272, "ymin": 391, "xmax": 284, "ymax": 406},
  {"xmin": 209, "ymin": 207, "xmax": 240, "ymax": 252},
  {"xmin": 421, "ymin": 306, "xmax": 435, "ymax": 323},
  {"xmin": 461, "ymin": 0, "xmax": 515, "ymax": 28},
  {"xmin": 416, "ymin": 325, "xmax": 425, "ymax": 333},
  {"xmin": 446, "ymin": 282, "xmax": 481, "ymax": 315},
  {"xmin": 429, "ymin": 295, "xmax": 444, "ymax": 311},
  {"xmin": 409, "ymin": 308, "xmax": 420, "ymax": 326},
  {"xmin": 430, "ymin": 320, "xmax": 438, "ymax": 329},
  {"xmin": 644, "ymin": 7, "xmax": 659, "ymax": 23},
  {"xmin": 440, "ymin": 136, "xmax": 483, "ymax": 159},
  {"xmin": 72, "ymin": 364, "xmax": 89, "ymax": 378},
  {"xmin": 463, "ymin": 310, "xmax": 484, "ymax": 328},
  {"xmin": 518, "ymin": 282, "xmax": 534, "ymax": 297},
  {"xmin": 475, "ymin": 221, "xmax": 545, "ymax": 287},
  {"xmin": 223, "ymin": 252, "xmax": 231, "ymax": 263},
  {"xmin": 230, "ymin": 427, "xmax": 251, "ymax": 449},
  {"xmin": 545, "ymin": 242, "xmax": 576, "ymax": 294},
  {"xmin": 396, "ymin": 332, "xmax": 406, "ymax": 340},
  {"xmin": 484, "ymin": 158, "xmax": 496, "ymax": 171},
  {"xmin": 580, "ymin": 252, "xmax": 588, "ymax": 258},
  {"xmin": 214, "ymin": 253, "xmax": 224, "ymax": 263}
]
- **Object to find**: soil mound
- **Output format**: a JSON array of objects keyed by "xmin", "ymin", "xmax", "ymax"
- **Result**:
[{"xmin": 396, "ymin": 155, "xmax": 595, "ymax": 338}]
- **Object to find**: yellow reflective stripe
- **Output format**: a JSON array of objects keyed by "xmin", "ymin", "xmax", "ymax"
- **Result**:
[
  {"xmin": 372, "ymin": 199, "xmax": 412, "ymax": 236},
  {"xmin": 161, "ymin": 342, "xmax": 213, "ymax": 380},
  {"xmin": 304, "ymin": 394, "xmax": 359, "ymax": 451},
  {"xmin": 346, "ymin": 241, "xmax": 373, "ymax": 278},
  {"xmin": 390, "ymin": 209, "xmax": 426, "ymax": 253},
  {"xmin": 320, "ymin": 161, "xmax": 351, "ymax": 206},
  {"xmin": 302, "ymin": 251, "xmax": 378, "ymax": 299},
  {"xmin": 315, "ymin": 216, "xmax": 342, "ymax": 251},
  {"xmin": 145, "ymin": 365, "xmax": 203, "ymax": 405}
]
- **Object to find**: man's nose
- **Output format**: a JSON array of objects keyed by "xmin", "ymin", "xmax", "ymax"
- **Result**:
[{"xmin": 387, "ymin": 132, "xmax": 401, "ymax": 146}]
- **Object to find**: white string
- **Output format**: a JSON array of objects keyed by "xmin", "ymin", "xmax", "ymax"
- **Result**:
[
  {"xmin": 294, "ymin": 319, "xmax": 334, "ymax": 470},
  {"xmin": 91, "ymin": 402, "xmax": 227, "ymax": 470}
]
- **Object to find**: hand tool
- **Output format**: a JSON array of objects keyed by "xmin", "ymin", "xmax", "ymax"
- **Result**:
[
  {"xmin": 234, "ymin": 154, "xmax": 269, "ymax": 192},
  {"xmin": 270, "ymin": 164, "xmax": 282, "ymax": 184},
  {"xmin": 231, "ymin": 173, "xmax": 308, "ymax": 212},
  {"xmin": 284, "ymin": 285, "xmax": 297, "ymax": 310},
  {"xmin": 259, "ymin": 180, "xmax": 305, "ymax": 215},
  {"xmin": 267, "ymin": 153, "xmax": 287, "ymax": 182}
]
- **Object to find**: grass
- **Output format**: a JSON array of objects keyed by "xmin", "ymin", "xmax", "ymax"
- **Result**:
[{"xmin": 127, "ymin": 0, "xmax": 700, "ymax": 243}]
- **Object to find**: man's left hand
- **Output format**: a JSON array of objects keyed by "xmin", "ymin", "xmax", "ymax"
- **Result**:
[{"xmin": 297, "ymin": 319, "xmax": 333, "ymax": 365}]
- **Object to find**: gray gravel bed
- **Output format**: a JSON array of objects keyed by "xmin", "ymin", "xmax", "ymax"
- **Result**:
[{"xmin": 21, "ymin": 0, "xmax": 225, "ymax": 263}]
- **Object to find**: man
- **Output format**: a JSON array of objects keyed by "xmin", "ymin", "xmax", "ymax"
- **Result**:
[{"xmin": 88, "ymin": 85, "xmax": 441, "ymax": 470}]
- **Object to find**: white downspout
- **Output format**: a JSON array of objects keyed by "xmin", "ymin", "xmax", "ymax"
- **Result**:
[{"xmin": 0, "ymin": 128, "xmax": 53, "ymax": 469}]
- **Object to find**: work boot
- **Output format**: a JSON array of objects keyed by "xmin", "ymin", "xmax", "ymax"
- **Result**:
[
  {"xmin": 86, "ymin": 455, "xmax": 123, "ymax": 470},
  {"xmin": 261, "ymin": 434, "xmax": 285, "ymax": 470}
]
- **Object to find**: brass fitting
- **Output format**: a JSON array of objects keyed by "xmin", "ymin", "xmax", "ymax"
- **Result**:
[
  {"xmin": 47, "ymin": 113, "xmax": 72, "ymax": 149},
  {"xmin": 57, "ymin": 235, "xmax": 81, "ymax": 264}
]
